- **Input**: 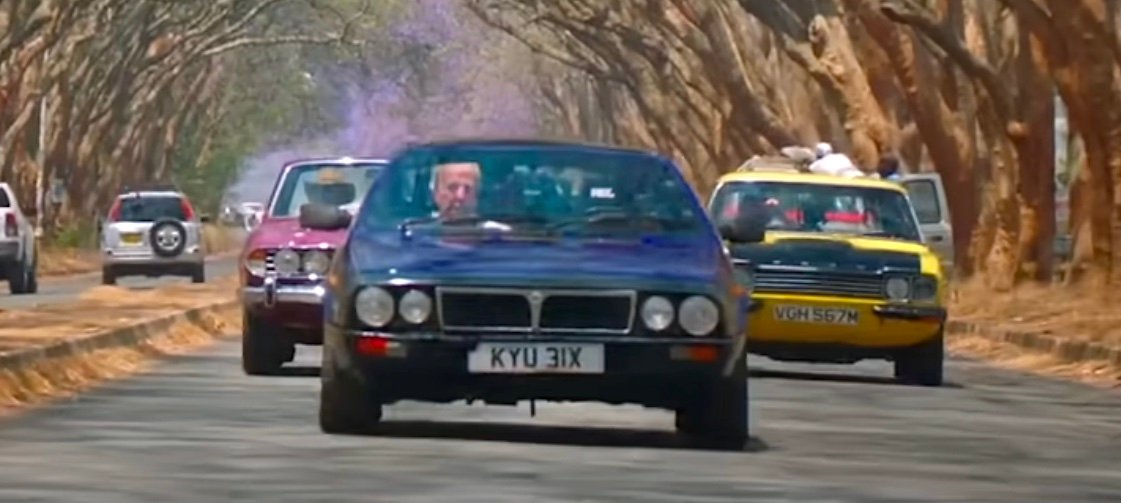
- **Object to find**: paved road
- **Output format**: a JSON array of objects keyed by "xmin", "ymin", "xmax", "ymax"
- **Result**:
[
  {"xmin": 0, "ymin": 256, "xmax": 239, "ymax": 311},
  {"xmin": 0, "ymin": 343, "xmax": 1118, "ymax": 502}
]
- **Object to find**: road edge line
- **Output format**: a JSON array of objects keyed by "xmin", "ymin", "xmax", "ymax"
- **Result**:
[
  {"xmin": 946, "ymin": 320, "xmax": 1121, "ymax": 367},
  {"xmin": 0, "ymin": 300, "xmax": 239, "ymax": 374}
]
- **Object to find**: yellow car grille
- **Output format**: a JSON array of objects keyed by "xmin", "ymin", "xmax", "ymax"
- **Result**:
[{"xmin": 754, "ymin": 269, "xmax": 885, "ymax": 299}]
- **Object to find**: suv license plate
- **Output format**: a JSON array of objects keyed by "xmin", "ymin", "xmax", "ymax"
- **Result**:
[
  {"xmin": 467, "ymin": 343, "xmax": 604, "ymax": 374},
  {"xmin": 120, "ymin": 233, "xmax": 142, "ymax": 245}
]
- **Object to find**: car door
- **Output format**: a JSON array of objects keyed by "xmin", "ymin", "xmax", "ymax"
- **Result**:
[{"xmin": 899, "ymin": 173, "xmax": 954, "ymax": 272}]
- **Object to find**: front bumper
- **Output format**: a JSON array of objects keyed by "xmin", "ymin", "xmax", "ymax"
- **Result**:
[
  {"xmin": 325, "ymin": 325, "xmax": 741, "ymax": 409},
  {"xmin": 747, "ymin": 295, "xmax": 945, "ymax": 363},
  {"xmin": 241, "ymin": 278, "xmax": 326, "ymax": 334}
]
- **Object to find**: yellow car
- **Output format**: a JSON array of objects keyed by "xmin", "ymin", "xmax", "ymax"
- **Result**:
[{"xmin": 709, "ymin": 155, "xmax": 948, "ymax": 386}]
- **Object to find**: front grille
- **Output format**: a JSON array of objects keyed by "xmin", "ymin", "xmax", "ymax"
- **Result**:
[
  {"xmin": 438, "ymin": 291, "xmax": 532, "ymax": 330},
  {"xmin": 436, "ymin": 287, "xmax": 635, "ymax": 334},
  {"xmin": 754, "ymin": 268, "xmax": 884, "ymax": 299},
  {"xmin": 540, "ymin": 294, "xmax": 632, "ymax": 331}
]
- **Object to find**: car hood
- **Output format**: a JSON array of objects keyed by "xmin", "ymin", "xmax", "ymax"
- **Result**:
[
  {"xmin": 348, "ymin": 233, "xmax": 725, "ymax": 288},
  {"xmin": 729, "ymin": 230, "xmax": 936, "ymax": 273},
  {"xmin": 247, "ymin": 217, "xmax": 348, "ymax": 248}
]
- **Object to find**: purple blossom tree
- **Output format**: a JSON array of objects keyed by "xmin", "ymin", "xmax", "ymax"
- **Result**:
[{"xmin": 228, "ymin": 0, "xmax": 539, "ymax": 204}]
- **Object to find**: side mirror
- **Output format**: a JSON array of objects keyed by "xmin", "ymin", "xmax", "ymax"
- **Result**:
[
  {"xmin": 299, "ymin": 203, "xmax": 351, "ymax": 230},
  {"xmin": 718, "ymin": 213, "xmax": 767, "ymax": 244}
]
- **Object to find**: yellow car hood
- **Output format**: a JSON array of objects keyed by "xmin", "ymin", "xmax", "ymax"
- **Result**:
[{"xmin": 735, "ymin": 231, "xmax": 942, "ymax": 276}]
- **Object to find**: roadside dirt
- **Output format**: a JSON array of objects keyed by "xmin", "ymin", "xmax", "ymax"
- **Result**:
[
  {"xmin": 0, "ymin": 275, "xmax": 241, "ymax": 412},
  {"xmin": 37, "ymin": 224, "xmax": 244, "ymax": 277},
  {"xmin": 948, "ymin": 280, "xmax": 1121, "ymax": 388}
]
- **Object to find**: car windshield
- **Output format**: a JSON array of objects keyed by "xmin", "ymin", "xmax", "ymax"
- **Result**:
[
  {"xmin": 355, "ymin": 145, "xmax": 708, "ymax": 239},
  {"xmin": 270, "ymin": 162, "xmax": 384, "ymax": 217},
  {"xmin": 710, "ymin": 181, "xmax": 922, "ymax": 242},
  {"xmin": 116, "ymin": 195, "xmax": 188, "ymax": 222}
]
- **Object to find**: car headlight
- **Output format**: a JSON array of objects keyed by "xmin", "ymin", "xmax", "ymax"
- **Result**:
[
  {"xmin": 679, "ymin": 295, "xmax": 720, "ymax": 336},
  {"xmin": 245, "ymin": 249, "xmax": 267, "ymax": 276},
  {"xmin": 398, "ymin": 289, "xmax": 432, "ymax": 324},
  {"xmin": 274, "ymin": 248, "xmax": 300, "ymax": 275},
  {"xmin": 912, "ymin": 275, "xmax": 938, "ymax": 301},
  {"xmin": 303, "ymin": 250, "xmax": 331, "ymax": 275},
  {"xmin": 641, "ymin": 296, "xmax": 675, "ymax": 331},
  {"xmin": 354, "ymin": 286, "xmax": 395, "ymax": 327},
  {"xmin": 884, "ymin": 276, "xmax": 911, "ymax": 301}
]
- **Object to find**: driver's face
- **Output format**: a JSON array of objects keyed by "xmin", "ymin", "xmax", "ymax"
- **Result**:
[{"xmin": 434, "ymin": 163, "xmax": 480, "ymax": 218}]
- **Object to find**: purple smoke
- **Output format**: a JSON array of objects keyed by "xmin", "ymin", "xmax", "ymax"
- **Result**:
[{"xmin": 228, "ymin": 0, "xmax": 538, "ymax": 204}]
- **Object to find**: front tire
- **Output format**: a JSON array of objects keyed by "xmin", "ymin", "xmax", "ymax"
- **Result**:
[
  {"xmin": 241, "ymin": 311, "xmax": 294, "ymax": 375},
  {"xmin": 675, "ymin": 357, "xmax": 749, "ymax": 450},
  {"xmin": 894, "ymin": 330, "xmax": 944, "ymax": 386},
  {"xmin": 319, "ymin": 344, "xmax": 383, "ymax": 434}
]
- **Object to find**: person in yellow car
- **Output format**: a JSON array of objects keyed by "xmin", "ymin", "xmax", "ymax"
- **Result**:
[{"xmin": 710, "ymin": 161, "xmax": 948, "ymax": 386}]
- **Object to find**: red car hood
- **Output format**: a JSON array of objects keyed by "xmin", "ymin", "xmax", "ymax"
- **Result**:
[{"xmin": 246, "ymin": 217, "xmax": 348, "ymax": 249}]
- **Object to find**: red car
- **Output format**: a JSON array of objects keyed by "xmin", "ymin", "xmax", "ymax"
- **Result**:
[{"xmin": 239, "ymin": 157, "xmax": 386, "ymax": 375}]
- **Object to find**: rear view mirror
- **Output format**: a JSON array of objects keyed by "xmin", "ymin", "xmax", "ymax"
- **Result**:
[{"xmin": 299, "ymin": 203, "xmax": 351, "ymax": 230}]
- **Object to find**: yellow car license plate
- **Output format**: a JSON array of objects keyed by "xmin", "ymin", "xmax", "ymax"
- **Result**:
[
  {"xmin": 773, "ymin": 304, "xmax": 859, "ymax": 325},
  {"xmin": 120, "ymin": 232, "xmax": 142, "ymax": 245}
]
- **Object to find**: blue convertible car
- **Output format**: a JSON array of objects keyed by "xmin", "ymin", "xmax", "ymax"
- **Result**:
[{"xmin": 301, "ymin": 139, "xmax": 756, "ymax": 448}]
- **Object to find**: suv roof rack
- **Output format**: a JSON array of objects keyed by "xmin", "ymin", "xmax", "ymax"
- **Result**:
[{"xmin": 736, "ymin": 145, "xmax": 817, "ymax": 173}]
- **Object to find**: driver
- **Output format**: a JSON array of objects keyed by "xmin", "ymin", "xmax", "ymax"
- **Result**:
[{"xmin": 433, "ymin": 162, "xmax": 481, "ymax": 218}]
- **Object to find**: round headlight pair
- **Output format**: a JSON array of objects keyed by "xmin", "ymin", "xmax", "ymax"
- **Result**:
[
  {"xmin": 274, "ymin": 248, "xmax": 331, "ymax": 275},
  {"xmin": 640, "ymin": 295, "xmax": 720, "ymax": 336},
  {"xmin": 354, "ymin": 287, "xmax": 432, "ymax": 327},
  {"xmin": 884, "ymin": 275, "xmax": 938, "ymax": 302}
]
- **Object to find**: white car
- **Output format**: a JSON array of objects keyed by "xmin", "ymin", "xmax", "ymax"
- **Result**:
[
  {"xmin": 0, "ymin": 182, "xmax": 38, "ymax": 294},
  {"xmin": 100, "ymin": 187, "xmax": 209, "ymax": 285}
]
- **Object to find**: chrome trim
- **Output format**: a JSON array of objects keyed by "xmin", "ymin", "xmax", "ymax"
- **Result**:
[
  {"xmin": 344, "ymin": 329, "xmax": 728, "ymax": 345},
  {"xmin": 242, "ymin": 282, "xmax": 325, "ymax": 307},
  {"xmin": 434, "ymin": 286, "xmax": 637, "ymax": 335}
]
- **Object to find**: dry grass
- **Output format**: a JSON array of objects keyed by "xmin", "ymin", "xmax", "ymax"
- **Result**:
[
  {"xmin": 948, "ymin": 278, "xmax": 1121, "ymax": 387},
  {"xmin": 0, "ymin": 275, "xmax": 242, "ymax": 413},
  {"xmin": 949, "ymin": 279, "xmax": 1121, "ymax": 347},
  {"xmin": 0, "ymin": 307, "xmax": 239, "ymax": 414},
  {"xmin": 37, "ymin": 224, "xmax": 244, "ymax": 277},
  {"xmin": 949, "ymin": 335, "xmax": 1121, "ymax": 389}
]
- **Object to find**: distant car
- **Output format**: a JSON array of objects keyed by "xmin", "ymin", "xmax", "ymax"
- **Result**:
[
  {"xmin": 0, "ymin": 182, "xmax": 38, "ymax": 294},
  {"xmin": 312, "ymin": 139, "xmax": 753, "ymax": 449},
  {"xmin": 100, "ymin": 186, "xmax": 209, "ymax": 285},
  {"xmin": 238, "ymin": 157, "xmax": 387, "ymax": 375},
  {"xmin": 709, "ymin": 156, "xmax": 948, "ymax": 386}
]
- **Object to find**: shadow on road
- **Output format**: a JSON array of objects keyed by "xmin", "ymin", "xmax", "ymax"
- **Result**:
[
  {"xmin": 270, "ymin": 366, "xmax": 320, "ymax": 377},
  {"xmin": 354, "ymin": 419, "xmax": 769, "ymax": 453},
  {"xmin": 749, "ymin": 368, "xmax": 964, "ymax": 389}
]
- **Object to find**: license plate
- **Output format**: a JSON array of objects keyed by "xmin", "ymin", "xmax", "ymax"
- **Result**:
[
  {"xmin": 773, "ymin": 304, "xmax": 859, "ymax": 325},
  {"xmin": 467, "ymin": 343, "xmax": 604, "ymax": 374},
  {"xmin": 120, "ymin": 233, "xmax": 142, "ymax": 245}
]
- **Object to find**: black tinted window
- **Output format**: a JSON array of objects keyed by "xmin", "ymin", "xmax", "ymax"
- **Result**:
[
  {"xmin": 116, "ymin": 196, "xmax": 187, "ymax": 222},
  {"xmin": 0, "ymin": 189, "xmax": 9, "ymax": 208}
]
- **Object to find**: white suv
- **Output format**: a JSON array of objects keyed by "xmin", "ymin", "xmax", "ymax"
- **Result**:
[
  {"xmin": 100, "ymin": 188, "xmax": 209, "ymax": 285},
  {"xmin": 0, "ymin": 182, "xmax": 37, "ymax": 294}
]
